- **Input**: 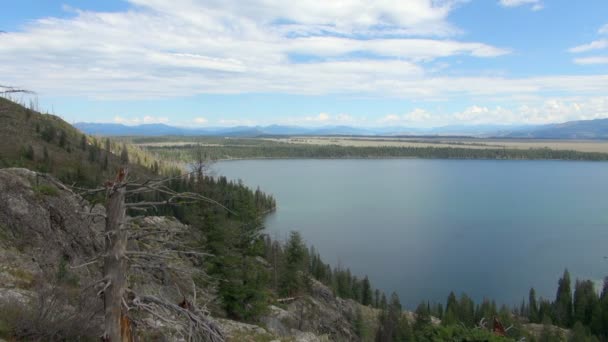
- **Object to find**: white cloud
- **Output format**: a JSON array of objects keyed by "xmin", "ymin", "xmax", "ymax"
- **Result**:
[
  {"xmin": 599, "ymin": 24, "xmax": 608, "ymax": 35},
  {"xmin": 193, "ymin": 117, "xmax": 208, "ymax": 125},
  {"xmin": 0, "ymin": 0, "xmax": 517, "ymax": 101},
  {"xmin": 217, "ymin": 118, "xmax": 256, "ymax": 126},
  {"xmin": 574, "ymin": 57, "xmax": 608, "ymax": 65},
  {"xmin": 113, "ymin": 115, "xmax": 168, "ymax": 125},
  {"xmin": 568, "ymin": 39, "xmax": 608, "ymax": 53},
  {"xmin": 287, "ymin": 37, "xmax": 510, "ymax": 61},
  {"xmin": 499, "ymin": 0, "xmax": 543, "ymax": 10},
  {"xmin": 377, "ymin": 97, "xmax": 608, "ymax": 127},
  {"xmin": 129, "ymin": 0, "xmax": 461, "ymax": 36},
  {"xmin": 0, "ymin": 0, "xmax": 607, "ymax": 114},
  {"xmin": 378, "ymin": 108, "xmax": 442, "ymax": 126},
  {"xmin": 281, "ymin": 112, "xmax": 361, "ymax": 126}
]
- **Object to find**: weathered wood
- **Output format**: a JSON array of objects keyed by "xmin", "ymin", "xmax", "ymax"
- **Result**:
[{"xmin": 103, "ymin": 168, "xmax": 130, "ymax": 341}]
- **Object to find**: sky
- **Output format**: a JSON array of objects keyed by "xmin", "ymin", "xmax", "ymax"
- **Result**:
[{"xmin": 1, "ymin": 0, "xmax": 607, "ymax": 128}]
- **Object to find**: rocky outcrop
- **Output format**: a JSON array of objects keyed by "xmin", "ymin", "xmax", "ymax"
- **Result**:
[
  {"xmin": 0, "ymin": 168, "xmax": 104, "ymax": 267},
  {"xmin": 261, "ymin": 279, "xmax": 379, "ymax": 341},
  {"xmin": 0, "ymin": 168, "xmax": 105, "ymax": 298}
]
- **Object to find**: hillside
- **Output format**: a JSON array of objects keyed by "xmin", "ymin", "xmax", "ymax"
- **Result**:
[{"xmin": 0, "ymin": 97, "xmax": 175, "ymax": 186}]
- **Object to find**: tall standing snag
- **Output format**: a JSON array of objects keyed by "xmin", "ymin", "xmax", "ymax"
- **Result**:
[
  {"xmin": 103, "ymin": 167, "xmax": 130, "ymax": 341},
  {"xmin": 88, "ymin": 167, "xmax": 226, "ymax": 341}
]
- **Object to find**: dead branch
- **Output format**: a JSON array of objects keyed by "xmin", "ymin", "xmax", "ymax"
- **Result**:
[{"xmin": 131, "ymin": 292, "xmax": 224, "ymax": 342}]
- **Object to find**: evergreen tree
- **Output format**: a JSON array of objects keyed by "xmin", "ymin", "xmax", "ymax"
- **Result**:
[
  {"xmin": 574, "ymin": 280, "xmax": 598, "ymax": 327},
  {"xmin": 376, "ymin": 292, "xmax": 406, "ymax": 342},
  {"xmin": 361, "ymin": 276, "xmax": 373, "ymax": 306},
  {"xmin": 374, "ymin": 289, "xmax": 380, "ymax": 308},
  {"xmin": 539, "ymin": 298, "xmax": 554, "ymax": 324},
  {"xmin": 458, "ymin": 293, "xmax": 475, "ymax": 327},
  {"xmin": 555, "ymin": 269, "xmax": 573, "ymax": 327},
  {"xmin": 443, "ymin": 291, "xmax": 459, "ymax": 326},
  {"xmin": 380, "ymin": 293, "xmax": 387, "ymax": 311},
  {"xmin": 414, "ymin": 301, "xmax": 432, "ymax": 330},
  {"xmin": 279, "ymin": 231, "xmax": 307, "ymax": 296},
  {"xmin": 529, "ymin": 287, "xmax": 539, "ymax": 323}
]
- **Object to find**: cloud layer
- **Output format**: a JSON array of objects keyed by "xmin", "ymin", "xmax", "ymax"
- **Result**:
[
  {"xmin": 1, "ymin": 1, "xmax": 607, "ymax": 127},
  {"xmin": 0, "ymin": 0, "xmax": 553, "ymax": 101}
]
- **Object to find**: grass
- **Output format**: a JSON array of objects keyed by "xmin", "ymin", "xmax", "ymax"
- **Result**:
[
  {"xmin": 268, "ymin": 136, "xmax": 608, "ymax": 154},
  {"xmin": 33, "ymin": 184, "xmax": 59, "ymax": 197}
]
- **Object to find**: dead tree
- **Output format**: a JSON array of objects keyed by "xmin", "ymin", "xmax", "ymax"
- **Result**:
[
  {"xmin": 102, "ymin": 168, "xmax": 129, "ymax": 341},
  {"xmin": 72, "ymin": 168, "xmax": 227, "ymax": 341}
]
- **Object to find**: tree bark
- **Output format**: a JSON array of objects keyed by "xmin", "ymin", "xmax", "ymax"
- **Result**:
[{"xmin": 103, "ymin": 170, "xmax": 129, "ymax": 341}]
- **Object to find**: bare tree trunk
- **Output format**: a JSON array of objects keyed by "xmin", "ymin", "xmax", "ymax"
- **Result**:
[{"xmin": 103, "ymin": 169, "xmax": 129, "ymax": 341}]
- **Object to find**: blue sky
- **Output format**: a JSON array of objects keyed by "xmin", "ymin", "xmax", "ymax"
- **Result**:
[{"xmin": 1, "ymin": 0, "xmax": 607, "ymax": 127}]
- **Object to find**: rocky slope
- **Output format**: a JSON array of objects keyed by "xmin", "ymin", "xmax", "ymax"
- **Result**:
[{"xmin": 0, "ymin": 168, "xmax": 377, "ymax": 341}]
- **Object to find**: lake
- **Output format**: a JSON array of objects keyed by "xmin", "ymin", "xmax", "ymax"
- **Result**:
[{"xmin": 213, "ymin": 159, "xmax": 608, "ymax": 308}]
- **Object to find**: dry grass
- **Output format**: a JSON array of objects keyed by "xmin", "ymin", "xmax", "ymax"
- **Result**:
[{"xmin": 265, "ymin": 137, "xmax": 608, "ymax": 153}]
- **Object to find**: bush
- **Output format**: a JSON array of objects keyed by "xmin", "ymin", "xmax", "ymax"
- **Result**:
[{"xmin": 0, "ymin": 282, "xmax": 102, "ymax": 341}]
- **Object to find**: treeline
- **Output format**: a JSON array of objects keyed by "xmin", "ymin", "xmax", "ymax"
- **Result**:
[
  {"xmin": 146, "ymin": 141, "xmax": 608, "ymax": 162},
  {"xmin": 521, "ymin": 270, "xmax": 608, "ymax": 341},
  {"xmin": 377, "ymin": 269, "xmax": 608, "ymax": 341}
]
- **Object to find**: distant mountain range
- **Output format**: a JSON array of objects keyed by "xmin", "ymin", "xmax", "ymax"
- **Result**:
[{"xmin": 74, "ymin": 118, "xmax": 608, "ymax": 139}]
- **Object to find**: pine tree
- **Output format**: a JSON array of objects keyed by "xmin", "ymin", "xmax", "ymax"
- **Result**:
[
  {"xmin": 529, "ymin": 287, "xmax": 539, "ymax": 323},
  {"xmin": 414, "ymin": 301, "xmax": 432, "ymax": 330},
  {"xmin": 361, "ymin": 276, "xmax": 372, "ymax": 306},
  {"xmin": 376, "ymin": 292, "xmax": 405, "ymax": 342},
  {"xmin": 279, "ymin": 231, "xmax": 307, "ymax": 296},
  {"xmin": 555, "ymin": 269, "xmax": 573, "ymax": 327},
  {"xmin": 443, "ymin": 291, "xmax": 459, "ymax": 326},
  {"xmin": 374, "ymin": 289, "xmax": 380, "ymax": 308},
  {"xmin": 573, "ymin": 280, "xmax": 598, "ymax": 326}
]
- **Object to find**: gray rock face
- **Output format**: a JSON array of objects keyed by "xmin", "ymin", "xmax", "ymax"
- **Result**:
[
  {"xmin": 0, "ymin": 169, "xmax": 106, "ymax": 294},
  {"xmin": 261, "ymin": 279, "xmax": 368, "ymax": 341},
  {"xmin": 0, "ymin": 168, "xmax": 104, "ymax": 268}
]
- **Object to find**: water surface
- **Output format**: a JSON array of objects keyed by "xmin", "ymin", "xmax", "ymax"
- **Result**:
[{"xmin": 213, "ymin": 159, "xmax": 608, "ymax": 308}]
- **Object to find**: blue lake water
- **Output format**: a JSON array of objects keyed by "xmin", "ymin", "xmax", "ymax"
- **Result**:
[{"xmin": 213, "ymin": 159, "xmax": 608, "ymax": 308}]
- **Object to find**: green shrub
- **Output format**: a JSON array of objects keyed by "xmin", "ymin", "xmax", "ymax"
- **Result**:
[{"xmin": 33, "ymin": 184, "xmax": 59, "ymax": 197}]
